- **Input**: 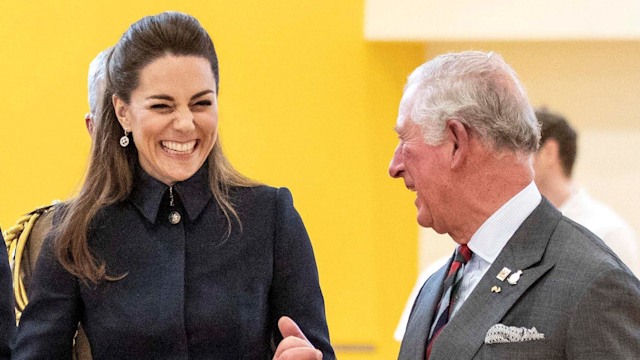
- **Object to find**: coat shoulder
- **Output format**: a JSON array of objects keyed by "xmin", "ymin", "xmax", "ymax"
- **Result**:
[{"xmin": 551, "ymin": 217, "xmax": 633, "ymax": 275}]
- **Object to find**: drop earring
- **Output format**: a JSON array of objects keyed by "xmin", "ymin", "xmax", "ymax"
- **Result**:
[{"xmin": 119, "ymin": 129, "xmax": 130, "ymax": 147}]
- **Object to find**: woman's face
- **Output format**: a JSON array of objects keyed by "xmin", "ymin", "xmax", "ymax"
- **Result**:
[{"xmin": 114, "ymin": 55, "xmax": 218, "ymax": 185}]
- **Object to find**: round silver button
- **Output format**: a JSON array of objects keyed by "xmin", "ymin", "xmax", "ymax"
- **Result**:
[{"xmin": 168, "ymin": 211, "xmax": 181, "ymax": 225}]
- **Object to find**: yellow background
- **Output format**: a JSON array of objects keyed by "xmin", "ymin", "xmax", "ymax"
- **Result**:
[
  {"xmin": 2, "ymin": 1, "xmax": 640, "ymax": 359},
  {"xmin": 0, "ymin": 1, "xmax": 423, "ymax": 358}
]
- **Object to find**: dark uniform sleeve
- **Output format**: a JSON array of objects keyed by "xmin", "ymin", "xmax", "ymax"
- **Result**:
[
  {"xmin": 11, "ymin": 233, "xmax": 80, "ymax": 360},
  {"xmin": 0, "ymin": 230, "xmax": 15, "ymax": 360},
  {"xmin": 269, "ymin": 188, "xmax": 335, "ymax": 359}
]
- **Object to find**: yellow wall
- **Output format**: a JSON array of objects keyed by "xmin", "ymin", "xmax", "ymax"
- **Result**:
[{"xmin": 0, "ymin": 1, "xmax": 424, "ymax": 358}]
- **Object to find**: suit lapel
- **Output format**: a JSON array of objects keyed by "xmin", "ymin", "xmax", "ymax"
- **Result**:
[
  {"xmin": 398, "ymin": 259, "xmax": 450, "ymax": 360},
  {"xmin": 429, "ymin": 199, "xmax": 562, "ymax": 360}
]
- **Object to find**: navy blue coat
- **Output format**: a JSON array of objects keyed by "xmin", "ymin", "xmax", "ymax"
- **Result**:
[
  {"xmin": 0, "ymin": 231, "xmax": 15, "ymax": 360},
  {"xmin": 12, "ymin": 165, "xmax": 334, "ymax": 359}
]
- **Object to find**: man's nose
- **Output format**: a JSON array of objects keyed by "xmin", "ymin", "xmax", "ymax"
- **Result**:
[{"xmin": 388, "ymin": 144, "xmax": 404, "ymax": 178}]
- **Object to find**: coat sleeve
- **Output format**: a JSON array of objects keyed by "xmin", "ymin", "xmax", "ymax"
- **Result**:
[
  {"xmin": 566, "ymin": 266, "xmax": 640, "ymax": 358},
  {"xmin": 268, "ymin": 187, "xmax": 335, "ymax": 360},
  {"xmin": 11, "ymin": 233, "xmax": 80, "ymax": 360},
  {"xmin": 0, "ymin": 231, "xmax": 15, "ymax": 360}
]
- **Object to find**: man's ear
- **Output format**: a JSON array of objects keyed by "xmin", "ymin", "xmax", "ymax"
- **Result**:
[
  {"xmin": 112, "ymin": 94, "xmax": 130, "ymax": 129},
  {"xmin": 84, "ymin": 113, "xmax": 94, "ymax": 135},
  {"xmin": 447, "ymin": 119, "xmax": 469, "ymax": 169}
]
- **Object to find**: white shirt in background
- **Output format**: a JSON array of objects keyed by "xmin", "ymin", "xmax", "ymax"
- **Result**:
[{"xmin": 560, "ymin": 187, "xmax": 639, "ymax": 275}]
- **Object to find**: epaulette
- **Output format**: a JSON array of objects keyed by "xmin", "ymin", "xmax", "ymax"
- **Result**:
[{"xmin": 3, "ymin": 201, "xmax": 58, "ymax": 321}]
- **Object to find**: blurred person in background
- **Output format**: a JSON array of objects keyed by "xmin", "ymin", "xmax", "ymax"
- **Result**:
[{"xmin": 533, "ymin": 108, "xmax": 639, "ymax": 275}]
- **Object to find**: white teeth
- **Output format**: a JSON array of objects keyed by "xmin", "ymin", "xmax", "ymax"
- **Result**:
[{"xmin": 162, "ymin": 140, "xmax": 196, "ymax": 153}]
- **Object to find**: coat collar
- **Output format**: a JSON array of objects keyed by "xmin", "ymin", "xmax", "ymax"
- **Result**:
[
  {"xmin": 428, "ymin": 198, "xmax": 561, "ymax": 360},
  {"xmin": 398, "ymin": 262, "xmax": 450, "ymax": 359},
  {"xmin": 129, "ymin": 164, "xmax": 212, "ymax": 224},
  {"xmin": 399, "ymin": 198, "xmax": 563, "ymax": 360}
]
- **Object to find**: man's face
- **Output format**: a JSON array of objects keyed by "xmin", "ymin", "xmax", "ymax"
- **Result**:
[{"xmin": 388, "ymin": 85, "xmax": 453, "ymax": 232}]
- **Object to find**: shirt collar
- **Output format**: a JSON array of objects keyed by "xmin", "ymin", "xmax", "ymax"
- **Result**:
[
  {"xmin": 130, "ymin": 164, "xmax": 212, "ymax": 224},
  {"xmin": 467, "ymin": 181, "xmax": 542, "ymax": 265}
]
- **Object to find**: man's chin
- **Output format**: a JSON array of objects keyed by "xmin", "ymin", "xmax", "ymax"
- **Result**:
[{"xmin": 416, "ymin": 213, "xmax": 432, "ymax": 229}]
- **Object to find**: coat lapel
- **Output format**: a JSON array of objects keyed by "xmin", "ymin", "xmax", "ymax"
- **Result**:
[
  {"xmin": 429, "ymin": 199, "xmax": 562, "ymax": 360},
  {"xmin": 398, "ymin": 259, "xmax": 450, "ymax": 360}
]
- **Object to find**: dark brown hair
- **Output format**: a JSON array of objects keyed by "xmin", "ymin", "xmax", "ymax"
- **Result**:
[{"xmin": 55, "ymin": 12, "xmax": 256, "ymax": 284}]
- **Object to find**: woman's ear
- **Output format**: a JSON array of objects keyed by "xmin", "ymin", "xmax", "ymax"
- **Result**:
[
  {"xmin": 112, "ymin": 94, "xmax": 130, "ymax": 129},
  {"xmin": 446, "ymin": 119, "xmax": 469, "ymax": 169}
]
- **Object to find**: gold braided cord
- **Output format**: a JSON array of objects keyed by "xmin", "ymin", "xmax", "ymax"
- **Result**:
[{"xmin": 3, "ymin": 204, "xmax": 55, "ymax": 322}]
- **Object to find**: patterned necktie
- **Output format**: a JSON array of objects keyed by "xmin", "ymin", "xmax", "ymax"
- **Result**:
[{"xmin": 426, "ymin": 244, "xmax": 473, "ymax": 359}]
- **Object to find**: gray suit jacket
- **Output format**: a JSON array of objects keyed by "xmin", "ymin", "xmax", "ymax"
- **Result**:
[{"xmin": 399, "ymin": 198, "xmax": 640, "ymax": 359}]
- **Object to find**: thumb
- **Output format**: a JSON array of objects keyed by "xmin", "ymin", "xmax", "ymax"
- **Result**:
[{"xmin": 278, "ymin": 316, "xmax": 311, "ymax": 346}]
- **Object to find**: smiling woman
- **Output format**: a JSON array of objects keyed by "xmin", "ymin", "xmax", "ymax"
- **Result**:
[
  {"xmin": 11, "ymin": 11, "xmax": 335, "ymax": 360},
  {"xmin": 113, "ymin": 55, "xmax": 219, "ymax": 186}
]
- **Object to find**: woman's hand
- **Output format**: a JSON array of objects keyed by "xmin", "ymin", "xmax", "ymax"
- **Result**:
[{"xmin": 273, "ymin": 316, "xmax": 323, "ymax": 360}]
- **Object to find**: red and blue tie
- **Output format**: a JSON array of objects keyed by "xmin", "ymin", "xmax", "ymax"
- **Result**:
[{"xmin": 426, "ymin": 244, "xmax": 473, "ymax": 359}]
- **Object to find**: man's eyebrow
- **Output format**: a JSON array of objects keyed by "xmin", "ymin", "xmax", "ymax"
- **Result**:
[{"xmin": 394, "ymin": 125, "xmax": 405, "ymax": 137}]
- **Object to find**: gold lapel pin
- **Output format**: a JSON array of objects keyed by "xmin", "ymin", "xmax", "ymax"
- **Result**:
[
  {"xmin": 491, "ymin": 286, "xmax": 502, "ymax": 293},
  {"xmin": 496, "ymin": 267, "xmax": 512, "ymax": 281}
]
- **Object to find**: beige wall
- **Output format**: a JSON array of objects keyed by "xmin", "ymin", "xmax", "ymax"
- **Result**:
[{"xmin": 365, "ymin": 0, "xmax": 640, "ymax": 40}]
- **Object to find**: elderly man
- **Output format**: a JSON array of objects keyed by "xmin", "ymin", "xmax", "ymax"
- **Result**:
[
  {"xmin": 273, "ymin": 51, "xmax": 640, "ymax": 360},
  {"xmin": 389, "ymin": 51, "xmax": 640, "ymax": 359},
  {"xmin": 395, "ymin": 109, "xmax": 640, "ymax": 343},
  {"xmin": 84, "ymin": 48, "xmax": 110, "ymax": 134}
]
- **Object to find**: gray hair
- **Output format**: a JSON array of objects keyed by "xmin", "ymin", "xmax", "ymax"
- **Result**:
[
  {"xmin": 407, "ymin": 51, "xmax": 540, "ymax": 153},
  {"xmin": 87, "ymin": 48, "xmax": 111, "ymax": 114}
]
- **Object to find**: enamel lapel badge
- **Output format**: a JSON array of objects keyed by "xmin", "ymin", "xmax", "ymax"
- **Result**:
[
  {"xmin": 507, "ymin": 270, "xmax": 523, "ymax": 285},
  {"xmin": 496, "ymin": 267, "xmax": 512, "ymax": 281}
]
